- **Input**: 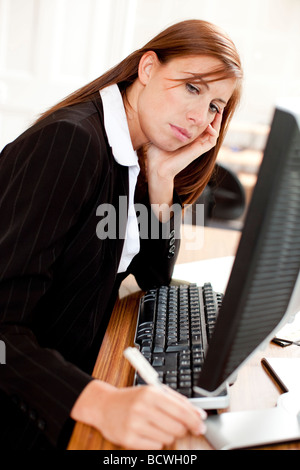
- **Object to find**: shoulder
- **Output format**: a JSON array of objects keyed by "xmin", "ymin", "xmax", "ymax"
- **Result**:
[
  {"xmin": 0, "ymin": 95, "xmax": 112, "ymax": 198},
  {"xmin": 24, "ymin": 95, "xmax": 107, "ymax": 148},
  {"xmin": 2, "ymin": 95, "xmax": 111, "ymax": 171}
]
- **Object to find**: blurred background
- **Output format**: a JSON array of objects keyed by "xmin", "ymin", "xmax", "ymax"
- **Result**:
[{"xmin": 0, "ymin": 0, "xmax": 299, "ymax": 226}]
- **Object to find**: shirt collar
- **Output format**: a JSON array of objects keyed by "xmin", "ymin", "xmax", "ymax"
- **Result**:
[{"xmin": 100, "ymin": 84, "xmax": 139, "ymax": 167}]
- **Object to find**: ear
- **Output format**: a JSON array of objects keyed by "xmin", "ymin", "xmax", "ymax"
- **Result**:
[{"xmin": 138, "ymin": 51, "xmax": 159, "ymax": 86}]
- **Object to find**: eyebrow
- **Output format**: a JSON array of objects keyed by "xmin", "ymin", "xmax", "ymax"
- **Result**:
[
  {"xmin": 214, "ymin": 98, "xmax": 228, "ymax": 106},
  {"xmin": 191, "ymin": 75, "xmax": 210, "ymax": 89},
  {"xmin": 189, "ymin": 76, "xmax": 228, "ymax": 106},
  {"xmin": 178, "ymin": 72, "xmax": 229, "ymax": 106}
]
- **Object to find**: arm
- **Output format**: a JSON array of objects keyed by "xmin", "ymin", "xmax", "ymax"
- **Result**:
[
  {"xmin": 0, "ymin": 119, "xmax": 101, "ymax": 446},
  {"xmin": 128, "ymin": 188, "xmax": 182, "ymax": 290},
  {"xmin": 70, "ymin": 379, "xmax": 206, "ymax": 450},
  {"xmin": 146, "ymin": 109, "xmax": 223, "ymax": 218},
  {"xmin": 70, "ymin": 115, "xmax": 222, "ymax": 450},
  {"xmin": 129, "ymin": 111, "xmax": 223, "ymax": 290}
]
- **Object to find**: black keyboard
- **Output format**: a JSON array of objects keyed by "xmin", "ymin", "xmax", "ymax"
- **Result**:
[{"xmin": 134, "ymin": 283, "xmax": 223, "ymax": 397}]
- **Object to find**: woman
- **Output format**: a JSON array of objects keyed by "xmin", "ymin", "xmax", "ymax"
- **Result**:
[{"xmin": 0, "ymin": 20, "xmax": 242, "ymax": 450}]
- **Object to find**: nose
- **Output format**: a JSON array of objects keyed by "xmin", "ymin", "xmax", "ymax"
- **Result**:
[{"xmin": 186, "ymin": 107, "xmax": 209, "ymax": 127}]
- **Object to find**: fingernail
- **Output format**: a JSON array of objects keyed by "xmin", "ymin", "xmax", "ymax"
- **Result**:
[
  {"xmin": 197, "ymin": 408, "xmax": 207, "ymax": 420},
  {"xmin": 197, "ymin": 422, "xmax": 207, "ymax": 435}
]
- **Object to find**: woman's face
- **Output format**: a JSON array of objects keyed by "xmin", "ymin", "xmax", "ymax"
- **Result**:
[{"xmin": 133, "ymin": 53, "xmax": 237, "ymax": 151}]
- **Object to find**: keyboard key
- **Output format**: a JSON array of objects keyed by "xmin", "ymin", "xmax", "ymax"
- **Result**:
[
  {"xmin": 136, "ymin": 329, "xmax": 153, "ymax": 341},
  {"xmin": 178, "ymin": 387, "xmax": 192, "ymax": 398},
  {"xmin": 166, "ymin": 343, "xmax": 188, "ymax": 352},
  {"xmin": 179, "ymin": 380, "xmax": 192, "ymax": 388},
  {"xmin": 179, "ymin": 358, "xmax": 191, "ymax": 369},
  {"xmin": 191, "ymin": 334, "xmax": 202, "ymax": 348},
  {"xmin": 153, "ymin": 334, "xmax": 165, "ymax": 353},
  {"xmin": 165, "ymin": 374, "xmax": 177, "ymax": 384},
  {"xmin": 152, "ymin": 356, "xmax": 165, "ymax": 367},
  {"xmin": 141, "ymin": 339, "xmax": 152, "ymax": 353},
  {"xmin": 134, "ymin": 283, "xmax": 221, "ymax": 397}
]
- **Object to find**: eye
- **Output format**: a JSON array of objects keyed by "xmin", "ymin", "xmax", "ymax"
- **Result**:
[
  {"xmin": 186, "ymin": 83, "xmax": 200, "ymax": 95},
  {"xmin": 209, "ymin": 103, "xmax": 220, "ymax": 114}
]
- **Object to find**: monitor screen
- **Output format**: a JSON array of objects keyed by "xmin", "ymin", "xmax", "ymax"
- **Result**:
[{"xmin": 194, "ymin": 101, "xmax": 300, "ymax": 396}]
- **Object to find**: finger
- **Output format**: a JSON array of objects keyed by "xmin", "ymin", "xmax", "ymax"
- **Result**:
[
  {"xmin": 208, "ymin": 122, "xmax": 218, "ymax": 134},
  {"xmin": 154, "ymin": 388, "xmax": 206, "ymax": 435},
  {"xmin": 124, "ymin": 394, "xmax": 187, "ymax": 447},
  {"xmin": 124, "ymin": 432, "xmax": 165, "ymax": 450},
  {"xmin": 146, "ymin": 405, "xmax": 189, "ymax": 439},
  {"xmin": 201, "ymin": 114, "xmax": 222, "ymax": 148},
  {"xmin": 162, "ymin": 384, "xmax": 207, "ymax": 419},
  {"xmin": 206, "ymin": 110, "xmax": 223, "ymax": 138},
  {"xmin": 166, "ymin": 387, "xmax": 207, "ymax": 421},
  {"xmin": 141, "ymin": 416, "xmax": 182, "ymax": 445},
  {"xmin": 211, "ymin": 108, "xmax": 223, "ymax": 132}
]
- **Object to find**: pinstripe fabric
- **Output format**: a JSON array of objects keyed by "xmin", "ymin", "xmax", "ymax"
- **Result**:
[{"xmin": 0, "ymin": 94, "xmax": 180, "ymax": 448}]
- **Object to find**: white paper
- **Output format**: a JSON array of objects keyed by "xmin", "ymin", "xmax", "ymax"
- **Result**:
[{"xmin": 173, "ymin": 256, "xmax": 235, "ymax": 293}]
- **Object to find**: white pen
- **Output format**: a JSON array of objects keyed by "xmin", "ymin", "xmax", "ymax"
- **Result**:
[
  {"xmin": 123, "ymin": 346, "xmax": 164, "ymax": 388},
  {"xmin": 124, "ymin": 346, "xmax": 208, "ymax": 423}
]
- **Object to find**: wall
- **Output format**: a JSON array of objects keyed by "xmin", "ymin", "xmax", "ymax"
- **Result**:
[{"xmin": 0, "ymin": 0, "xmax": 299, "ymax": 151}]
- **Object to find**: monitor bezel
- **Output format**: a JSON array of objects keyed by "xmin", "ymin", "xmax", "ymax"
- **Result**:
[{"xmin": 194, "ymin": 105, "xmax": 300, "ymax": 396}]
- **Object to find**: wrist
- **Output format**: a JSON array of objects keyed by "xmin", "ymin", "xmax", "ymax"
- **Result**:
[
  {"xmin": 147, "ymin": 175, "xmax": 174, "ymax": 220},
  {"xmin": 70, "ymin": 380, "xmax": 115, "ymax": 428},
  {"xmin": 149, "ymin": 191, "xmax": 174, "ymax": 223}
]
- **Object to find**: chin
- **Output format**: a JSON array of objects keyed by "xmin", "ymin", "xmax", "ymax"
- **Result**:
[{"xmin": 151, "ymin": 139, "xmax": 184, "ymax": 153}]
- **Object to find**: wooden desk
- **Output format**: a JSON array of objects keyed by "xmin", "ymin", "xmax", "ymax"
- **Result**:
[{"xmin": 68, "ymin": 226, "xmax": 300, "ymax": 450}]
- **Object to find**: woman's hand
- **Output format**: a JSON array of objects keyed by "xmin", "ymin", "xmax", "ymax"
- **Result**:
[
  {"xmin": 148, "ymin": 110, "xmax": 222, "ymax": 182},
  {"xmin": 146, "ymin": 111, "xmax": 223, "ymax": 220},
  {"xmin": 71, "ymin": 380, "xmax": 207, "ymax": 450}
]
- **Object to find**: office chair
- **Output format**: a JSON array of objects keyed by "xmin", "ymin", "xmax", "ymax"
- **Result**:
[{"xmin": 186, "ymin": 163, "xmax": 246, "ymax": 227}]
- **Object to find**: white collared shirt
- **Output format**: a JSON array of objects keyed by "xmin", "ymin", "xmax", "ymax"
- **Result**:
[{"xmin": 100, "ymin": 84, "xmax": 140, "ymax": 273}]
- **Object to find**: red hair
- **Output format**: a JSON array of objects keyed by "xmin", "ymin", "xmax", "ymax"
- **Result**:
[{"xmin": 36, "ymin": 20, "xmax": 243, "ymax": 204}]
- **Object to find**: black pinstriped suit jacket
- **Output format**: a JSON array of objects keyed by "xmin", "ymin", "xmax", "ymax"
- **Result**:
[{"xmin": 0, "ymin": 94, "xmax": 181, "ymax": 448}]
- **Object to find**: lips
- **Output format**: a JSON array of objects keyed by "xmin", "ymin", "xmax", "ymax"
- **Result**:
[{"xmin": 170, "ymin": 124, "xmax": 192, "ymax": 143}]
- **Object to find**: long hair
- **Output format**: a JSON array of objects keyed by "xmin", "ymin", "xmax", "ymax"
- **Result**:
[{"xmin": 36, "ymin": 20, "xmax": 243, "ymax": 205}]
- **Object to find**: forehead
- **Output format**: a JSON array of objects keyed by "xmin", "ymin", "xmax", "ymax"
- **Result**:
[
  {"xmin": 163, "ymin": 55, "xmax": 224, "ymax": 75},
  {"xmin": 160, "ymin": 55, "xmax": 237, "ymax": 100}
]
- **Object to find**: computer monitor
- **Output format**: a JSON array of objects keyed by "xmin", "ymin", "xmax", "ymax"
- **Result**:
[{"xmin": 194, "ymin": 100, "xmax": 300, "ymax": 397}]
